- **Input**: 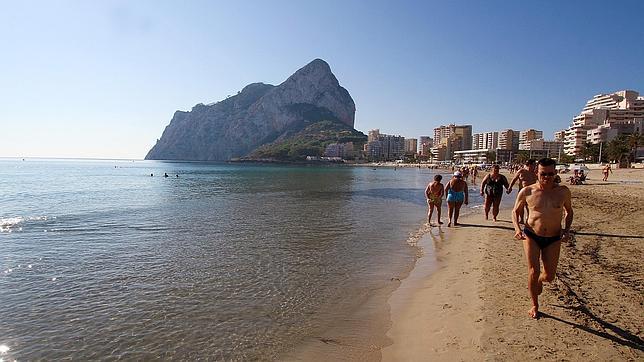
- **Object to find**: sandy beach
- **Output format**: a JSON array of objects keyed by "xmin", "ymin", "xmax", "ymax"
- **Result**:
[{"xmin": 383, "ymin": 168, "xmax": 644, "ymax": 361}]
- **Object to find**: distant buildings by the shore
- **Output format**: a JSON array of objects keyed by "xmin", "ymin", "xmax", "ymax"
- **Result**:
[{"xmin": 358, "ymin": 89, "xmax": 642, "ymax": 164}]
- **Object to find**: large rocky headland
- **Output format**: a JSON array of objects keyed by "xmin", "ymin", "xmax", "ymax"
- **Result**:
[{"xmin": 145, "ymin": 59, "xmax": 364, "ymax": 161}]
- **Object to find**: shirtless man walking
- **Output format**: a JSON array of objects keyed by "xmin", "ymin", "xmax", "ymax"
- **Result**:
[
  {"xmin": 512, "ymin": 158, "xmax": 573, "ymax": 319},
  {"xmin": 425, "ymin": 174, "xmax": 445, "ymax": 226},
  {"xmin": 508, "ymin": 159, "xmax": 538, "ymax": 223}
]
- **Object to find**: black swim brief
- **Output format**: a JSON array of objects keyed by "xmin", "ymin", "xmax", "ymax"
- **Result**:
[{"xmin": 523, "ymin": 227, "xmax": 561, "ymax": 249}]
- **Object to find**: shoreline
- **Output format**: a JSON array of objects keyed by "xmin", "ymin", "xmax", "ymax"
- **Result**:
[
  {"xmin": 382, "ymin": 196, "xmax": 514, "ymax": 360},
  {"xmin": 382, "ymin": 168, "xmax": 644, "ymax": 360},
  {"xmin": 281, "ymin": 178, "xmax": 493, "ymax": 361}
]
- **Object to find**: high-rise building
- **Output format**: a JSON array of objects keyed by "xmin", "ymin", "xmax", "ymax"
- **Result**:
[
  {"xmin": 472, "ymin": 132, "xmax": 498, "ymax": 150},
  {"xmin": 404, "ymin": 138, "xmax": 418, "ymax": 154},
  {"xmin": 365, "ymin": 141, "xmax": 383, "ymax": 160},
  {"xmin": 433, "ymin": 126, "xmax": 451, "ymax": 146},
  {"xmin": 472, "ymin": 133, "xmax": 483, "ymax": 150},
  {"xmin": 564, "ymin": 90, "xmax": 644, "ymax": 155},
  {"xmin": 519, "ymin": 129, "xmax": 544, "ymax": 150},
  {"xmin": 586, "ymin": 121, "xmax": 643, "ymax": 144},
  {"xmin": 433, "ymin": 124, "xmax": 472, "ymax": 160},
  {"xmin": 368, "ymin": 129, "xmax": 381, "ymax": 142},
  {"xmin": 498, "ymin": 129, "xmax": 519, "ymax": 151},
  {"xmin": 554, "ymin": 130, "xmax": 566, "ymax": 142},
  {"xmin": 365, "ymin": 132, "xmax": 405, "ymax": 160},
  {"xmin": 419, "ymin": 136, "xmax": 433, "ymax": 148},
  {"xmin": 324, "ymin": 142, "xmax": 354, "ymax": 158},
  {"xmin": 380, "ymin": 134, "xmax": 405, "ymax": 160},
  {"xmin": 483, "ymin": 132, "xmax": 499, "ymax": 150},
  {"xmin": 419, "ymin": 136, "xmax": 433, "ymax": 156}
]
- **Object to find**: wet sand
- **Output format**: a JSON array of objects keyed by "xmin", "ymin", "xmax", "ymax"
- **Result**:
[{"xmin": 383, "ymin": 168, "xmax": 644, "ymax": 360}]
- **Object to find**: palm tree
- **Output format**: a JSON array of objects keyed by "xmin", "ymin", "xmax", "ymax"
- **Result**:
[
  {"xmin": 607, "ymin": 135, "xmax": 631, "ymax": 166},
  {"xmin": 627, "ymin": 134, "xmax": 643, "ymax": 165}
]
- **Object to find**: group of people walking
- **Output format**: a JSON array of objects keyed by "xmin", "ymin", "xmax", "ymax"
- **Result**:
[
  {"xmin": 425, "ymin": 163, "xmax": 517, "ymax": 227},
  {"xmin": 425, "ymin": 170, "xmax": 469, "ymax": 227},
  {"xmin": 425, "ymin": 158, "xmax": 574, "ymax": 319}
]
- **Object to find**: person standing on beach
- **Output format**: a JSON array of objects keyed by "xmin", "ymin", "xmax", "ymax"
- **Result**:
[
  {"xmin": 480, "ymin": 165, "xmax": 509, "ymax": 221},
  {"xmin": 507, "ymin": 159, "xmax": 538, "ymax": 223},
  {"xmin": 445, "ymin": 171, "xmax": 468, "ymax": 227},
  {"xmin": 461, "ymin": 167, "xmax": 470, "ymax": 182},
  {"xmin": 471, "ymin": 165, "xmax": 478, "ymax": 184},
  {"xmin": 508, "ymin": 159, "xmax": 537, "ymax": 193},
  {"xmin": 425, "ymin": 174, "xmax": 445, "ymax": 226},
  {"xmin": 602, "ymin": 163, "xmax": 613, "ymax": 181},
  {"xmin": 512, "ymin": 158, "xmax": 573, "ymax": 319}
]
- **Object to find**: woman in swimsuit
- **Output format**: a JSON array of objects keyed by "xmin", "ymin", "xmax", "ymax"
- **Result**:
[
  {"xmin": 602, "ymin": 164, "xmax": 613, "ymax": 181},
  {"xmin": 480, "ymin": 164, "xmax": 509, "ymax": 221},
  {"xmin": 425, "ymin": 174, "xmax": 444, "ymax": 225},
  {"xmin": 445, "ymin": 171, "xmax": 468, "ymax": 227}
]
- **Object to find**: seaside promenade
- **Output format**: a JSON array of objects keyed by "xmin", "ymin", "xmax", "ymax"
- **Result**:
[{"xmin": 383, "ymin": 168, "xmax": 643, "ymax": 361}]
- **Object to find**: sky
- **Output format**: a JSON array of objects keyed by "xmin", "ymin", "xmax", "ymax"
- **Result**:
[{"xmin": 1, "ymin": 0, "xmax": 643, "ymax": 159}]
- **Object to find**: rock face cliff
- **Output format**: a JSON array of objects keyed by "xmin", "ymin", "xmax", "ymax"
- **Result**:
[{"xmin": 145, "ymin": 59, "xmax": 356, "ymax": 161}]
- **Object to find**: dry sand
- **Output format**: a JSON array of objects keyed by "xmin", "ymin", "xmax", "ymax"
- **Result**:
[{"xmin": 382, "ymin": 168, "xmax": 644, "ymax": 361}]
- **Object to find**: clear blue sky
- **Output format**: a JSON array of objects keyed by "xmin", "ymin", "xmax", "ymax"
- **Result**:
[{"xmin": 1, "ymin": 0, "xmax": 643, "ymax": 158}]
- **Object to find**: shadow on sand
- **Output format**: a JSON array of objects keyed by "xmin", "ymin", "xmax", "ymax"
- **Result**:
[
  {"xmin": 543, "ymin": 276, "xmax": 644, "ymax": 351},
  {"xmin": 540, "ymin": 310, "xmax": 643, "ymax": 351},
  {"xmin": 573, "ymin": 231, "xmax": 644, "ymax": 239},
  {"xmin": 458, "ymin": 222, "xmax": 644, "ymax": 240},
  {"xmin": 458, "ymin": 220, "xmax": 644, "ymax": 351},
  {"xmin": 456, "ymin": 222, "xmax": 515, "ymax": 232}
]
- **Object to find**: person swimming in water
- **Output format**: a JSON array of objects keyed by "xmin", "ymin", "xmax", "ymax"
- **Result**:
[{"xmin": 445, "ymin": 171, "xmax": 468, "ymax": 227}]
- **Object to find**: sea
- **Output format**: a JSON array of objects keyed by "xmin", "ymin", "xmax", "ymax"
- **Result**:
[{"xmin": 0, "ymin": 158, "xmax": 486, "ymax": 360}]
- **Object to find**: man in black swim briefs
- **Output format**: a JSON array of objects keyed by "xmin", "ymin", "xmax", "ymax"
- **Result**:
[
  {"xmin": 512, "ymin": 158, "xmax": 574, "ymax": 319},
  {"xmin": 522, "ymin": 227, "xmax": 561, "ymax": 249}
]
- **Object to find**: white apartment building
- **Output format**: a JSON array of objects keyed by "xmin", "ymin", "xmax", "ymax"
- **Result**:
[
  {"xmin": 472, "ymin": 133, "xmax": 483, "ymax": 150},
  {"xmin": 587, "ymin": 119, "xmax": 643, "ymax": 144},
  {"xmin": 554, "ymin": 130, "xmax": 566, "ymax": 142},
  {"xmin": 564, "ymin": 90, "xmax": 644, "ymax": 155},
  {"xmin": 586, "ymin": 124, "xmax": 618, "ymax": 145},
  {"xmin": 472, "ymin": 132, "xmax": 499, "ymax": 150}
]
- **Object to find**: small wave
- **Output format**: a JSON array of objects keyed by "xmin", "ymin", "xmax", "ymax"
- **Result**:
[
  {"xmin": 406, "ymin": 223, "xmax": 433, "ymax": 248},
  {"xmin": 1, "ymin": 217, "xmax": 24, "ymax": 232},
  {"xmin": 0, "ymin": 216, "xmax": 50, "ymax": 232}
]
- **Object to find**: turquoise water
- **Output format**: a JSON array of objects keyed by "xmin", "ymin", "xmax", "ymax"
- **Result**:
[{"xmin": 0, "ymin": 159, "xmax": 484, "ymax": 359}]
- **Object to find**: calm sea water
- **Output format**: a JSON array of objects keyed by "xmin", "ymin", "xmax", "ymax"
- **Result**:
[{"xmin": 0, "ymin": 159, "xmax": 484, "ymax": 360}]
